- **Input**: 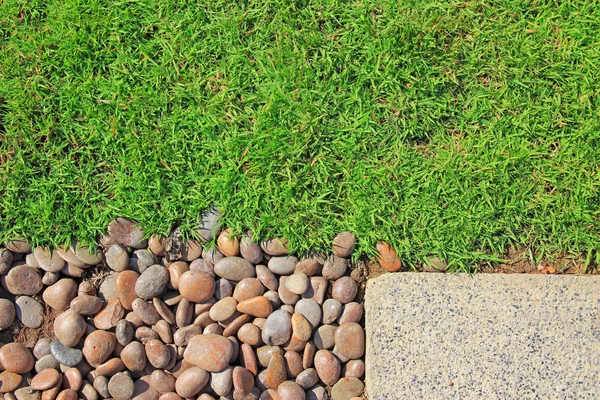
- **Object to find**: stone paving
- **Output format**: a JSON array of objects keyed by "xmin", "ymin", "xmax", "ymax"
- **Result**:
[{"xmin": 366, "ymin": 273, "xmax": 600, "ymax": 400}]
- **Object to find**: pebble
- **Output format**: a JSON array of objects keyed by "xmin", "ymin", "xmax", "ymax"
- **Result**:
[
  {"xmin": 33, "ymin": 338, "xmax": 52, "ymax": 359},
  {"xmin": 284, "ymin": 351, "xmax": 304, "ymax": 377},
  {"xmin": 116, "ymin": 319, "xmax": 135, "ymax": 346},
  {"xmin": 202, "ymin": 246, "xmax": 224, "ymax": 266},
  {"xmin": 240, "ymin": 231, "xmax": 263, "ymax": 264},
  {"xmin": 98, "ymin": 272, "xmax": 117, "ymax": 301},
  {"xmin": 95, "ymin": 357, "xmax": 125, "ymax": 376},
  {"xmin": 332, "ymin": 232, "xmax": 356, "ymax": 258},
  {"xmin": 295, "ymin": 257, "xmax": 322, "ymax": 277},
  {"xmin": 210, "ymin": 366, "xmax": 233, "ymax": 397},
  {"xmin": 256, "ymin": 346, "xmax": 283, "ymax": 368},
  {"xmin": 0, "ymin": 299, "xmax": 15, "ymax": 329},
  {"xmin": 30, "ymin": 368, "xmax": 61, "ymax": 390},
  {"xmin": 214, "ymin": 257, "xmax": 256, "ymax": 282},
  {"xmin": 133, "ymin": 249, "xmax": 158, "ymax": 273},
  {"xmin": 331, "ymin": 277, "xmax": 357, "ymax": 304},
  {"xmin": 0, "ymin": 343, "xmax": 34, "ymax": 373},
  {"xmin": 277, "ymin": 381, "xmax": 305, "ymax": 400},
  {"xmin": 337, "ymin": 303, "xmax": 363, "ymax": 325},
  {"xmin": 73, "ymin": 243, "xmax": 104, "ymax": 265},
  {"xmin": 148, "ymin": 235, "xmax": 166, "ymax": 257},
  {"xmin": 43, "ymin": 278, "xmax": 78, "ymax": 311},
  {"xmin": 49, "ymin": 340, "xmax": 83, "ymax": 367},
  {"xmin": 178, "ymin": 270, "xmax": 215, "ymax": 303},
  {"xmin": 34, "ymin": 354, "xmax": 59, "ymax": 373},
  {"xmin": 294, "ymin": 299, "xmax": 322, "ymax": 329},
  {"xmin": 314, "ymin": 350, "xmax": 340, "ymax": 386},
  {"xmin": 209, "ymin": 296, "xmax": 238, "ymax": 322},
  {"xmin": 132, "ymin": 298, "xmax": 161, "ymax": 325},
  {"xmin": 334, "ymin": 323, "xmax": 364, "ymax": 359},
  {"xmin": 233, "ymin": 278, "xmax": 265, "ymax": 301},
  {"xmin": 237, "ymin": 323, "xmax": 262, "ymax": 346},
  {"xmin": 93, "ymin": 375, "xmax": 110, "ymax": 398},
  {"xmin": 56, "ymin": 389, "xmax": 77, "ymax": 400},
  {"xmin": 215, "ymin": 278, "xmax": 233, "ymax": 299},
  {"xmin": 115, "ymin": 270, "xmax": 140, "ymax": 310},
  {"xmin": 14, "ymin": 386, "xmax": 41, "ymax": 400},
  {"xmin": 0, "ymin": 248, "xmax": 14, "ymax": 274},
  {"xmin": 196, "ymin": 206, "xmax": 223, "ymax": 242},
  {"xmin": 33, "ymin": 247, "xmax": 65, "ymax": 273},
  {"xmin": 278, "ymin": 276, "xmax": 299, "ymax": 305},
  {"xmin": 302, "ymin": 277, "xmax": 328, "ymax": 305},
  {"xmin": 322, "ymin": 256, "xmax": 348, "ymax": 280},
  {"xmin": 106, "ymin": 245, "xmax": 129, "ymax": 272},
  {"xmin": 237, "ymin": 296, "xmax": 273, "ymax": 318},
  {"xmin": 63, "ymin": 368, "xmax": 83, "ymax": 390},
  {"xmin": 120, "ymin": 341, "xmax": 147, "ymax": 372},
  {"xmin": 107, "ymin": 218, "xmax": 146, "ymax": 248},
  {"xmin": 82, "ymin": 330, "xmax": 116, "ymax": 366},
  {"xmin": 240, "ymin": 344, "xmax": 258, "ymax": 375},
  {"xmin": 305, "ymin": 385, "xmax": 328, "ymax": 400},
  {"xmin": 375, "ymin": 241, "xmax": 402, "ymax": 272},
  {"xmin": 322, "ymin": 299, "xmax": 343, "ymax": 325},
  {"xmin": 217, "ymin": 229, "xmax": 240, "ymax": 257},
  {"xmin": 233, "ymin": 366, "xmax": 254, "ymax": 395},
  {"xmin": 314, "ymin": 325, "xmax": 337, "ymax": 350},
  {"xmin": 5, "ymin": 265, "xmax": 43, "ymax": 295},
  {"xmin": 285, "ymin": 273, "xmax": 309, "ymax": 295},
  {"xmin": 54, "ymin": 310, "xmax": 86, "ymax": 347},
  {"xmin": 0, "ymin": 370, "xmax": 22, "ymax": 393},
  {"xmin": 268, "ymin": 256, "xmax": 298, "ymax": 275},
  {"xmin": 135, "ymin": 265, "xmax": 168, "ymax": 300},
  {"xmin": 260, "ymin": 239, "xmax": 289, "ymax": 256},
  {"xmin": 108, "ymin": 373, "xmax": 135, "ymax": 400},
  {"xmin": 264, "ymin": 353, "xmax": 286, "ymax": 389},
  {"xmin": 291, "ymin": 313, "xmax": 312, "ymax": 342},
  {"xmin": 296, "ymin": 368, "xmax": 319, "ymax": 389},
  {"xmin": 184, "ymin": 334, "xmax": 233, "ymax": 373},
  {"xmin": 145, "ymin": 339, "xmax": 170, "ymax": 368},
  {"xmin": 262, "ymin": 310, "xmax": 292, "ymax": 346},
  {"xmin": 70, "ymin": 295, "xmax": 103, "ymax": 315},
  {"xmin": 42, "ymin": 271, "xmax": 59, "ymax": 285},
  {"xmin": 149, "ymin": 369, "xmax": 176, "ymax": 394},
  {"xmin": 153, "ymin": 297, "xmax": 175, "ymax": 324},
  {"xmin": 256, "ymin": 265, "xmax": 278, "ymax": 291},
  {"xmin": 93, "ymin": 297, "xmax": 125, "ymax": 330},
  {"xmin": 175, "ymin": 367, "xmax": 209, "ymax": 397},
  {"xmin": 344, "ymin": 360, "xmax": 365, "ymax": 378},
  {"xmin": 330, "ymin": 377, "xmax": 364, "ymax": 400},
  {"xmin": 4, "ymin": 239, "xmax": 31, "ymax": 253},
  {"xmin": 179, "ymin": 240, "xmax": 203, "ymax": 262}
]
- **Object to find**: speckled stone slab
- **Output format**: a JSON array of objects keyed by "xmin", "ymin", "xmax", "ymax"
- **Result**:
[{"xmin": 366, "ymin": 273, "xmax": 600, "ymax": 400}]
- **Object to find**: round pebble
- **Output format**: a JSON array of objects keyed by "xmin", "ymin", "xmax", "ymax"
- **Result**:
[
  {"xmin": 262, "ymin": 310, "xmax": 292, "ymax": 346},
  {"xmin": 82, "ymin": 330, "xmax": 117, "ymax": 366},
  {"xmin": 285, "ymin": 273, "xmax": 310, "ymax": 295},
  {"xmin": 121, "ymin": 341, "xmax": 147, "ymax": 372},
  {"xmin": 5, "ymin": 265, "xmax": 43, "ymax": 295},
  {"xmin": 108, "ymin": 373, "xmax": 135, "ymax": 400},
  {"xmin": 331, "ymin": 277, "xmax": 357, "ymax": 304},
  {"xmin": 0, "ymin": 299, "xmax": 16, "ymax": 330},
  {"xmin": 0, "ymin": 343, "xmax": 34, "ymax": 374},
  {"xmin": 30, "ymin": 368, "xmax": 61, "ymax": 390},
  {"xmin": 106, "ymin": 244, "xmax": 129, "ymax": 272},
  {"xmin": 332, "ymin": 232, "xmax": 356, "ymax": 258},
  {"xmin": 322, "ymin": 299, "xmax": 343, "ymax": 325},
  {"xmin": 135, "ymin": 265, "xmax": 169, "ymax": 300},
  {"xmin": 260, "ymin": 238, "xmax": 289, "ymax": 256},
  {"xmin": 54, "ymin": 311, "xmax": 86, "ymax": 347},
  {"xmin": 115, "ymin": 319, "xmax": 135, "ymax": 346},
  {"xmin": 233, "ymin": 278, "xmax": 265, "ymax": 301},
  {"xmin": 240, "ymin": 231, "xmax": 263, "ymax": 264},
  {"xmin": 209, "ymin": 296, "xmax": 238, "ymax": 322},
  {"xmin": 33, "ymin": 338, "xmax": 52, "ymax": 359},
  {"xmin": 33, "ymin": 247, "xmax": 65, "ymax": 273},
  {"xmin": 94, "ymin": 297, "xmax": 125, "ymax": 330},
  {"xmin": 334, "ymin": 323, "xmax": 364, "ymax": 359},
  {"xmin": 278, "ymin": 381, "xmax": 306, "ymax": 400},
  {"xmin": 214, "ymin": 257, "xmax": 255, "ymax": 282},
  {"xmin": 178, "ymin": 270, "xmax": 215, "ymax": 303},
  {"xmin": 210, "ymin": 366, "xmax": 233, "ymax": 397},
  {"xmin": 256, "ymin": 265, "xmax": 278, "ymax": 291},
  {"xmin": 322, "ymin": 255, "xmax": 348, "ymax": 280},
  {"xmin": 115, "ymin": 270, "xmax": 140, "ymax": 310},
  {"xmin": 268, "ymin": 256, "xmax": 298, "ymax": 275},
  {"xmin": 294, "ymin": 299, "xmax": 322, "ymax": 329},
  {"xmin": 183, "ymin": 334, "xmax": 233, "ymax": 373},
  {"xmin": 217, "ymin": 229, "xmax": 240, "ymax": 257},
  {"xmin": 237, "ymin": 296, "xmax": 273, "ymax": 318},
  {"xmin": 43, "ymin": 278, "xmax": 78, "ymax": 311},
  {"xmin": 70, "ymin": 295, "xmax": 103, "ymax": 316},
  {"xmin": 331, "ymin": 377, "xmax": 364, "ymax": 400},
  {"xmin": 175, "ymin": 367, "xmax": 209, "ymax": 397},
  {"xmin": 0, "ymin": 370, "xmax": 22, "ymax": 393},
  {"xmin": 314, "ymin": 350, "xmax": 341, "ymax": 386}
]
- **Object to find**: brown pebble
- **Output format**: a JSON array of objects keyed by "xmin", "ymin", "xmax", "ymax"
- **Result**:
[
  {"xmin": 183, "ymin": 334, "xmax": 232, "ymax": 373},
  {"xmin": 284, "ymin": 351, "xmax": 304, "ymax": 378},
  {"xmin": 95, "ymin": 357, "xmax": 125, "ymax": 377},
  {"xmin": 277, "ymin": 381, "xmax": 305, "ymax": 400},
  {"xmin": 83, "ymin": 330, "xmax": 117, "ymax": 366},
  {"xmin": 375, "ymin": 241, "xmax": 402, "ymax": 272},
  {"xmin": 338, "ymin": 302, "xmax": 363, "ymax": 324},
  {"xmin": 108, "ymin": 373, "xmax": 135, "ymax": 400},
  {"xmin": 63, "ymin": 368, "xmax": 82, "ymax": 390},
  {"xmin": 314, "ymin": 350, "xmax": 340, "ymax": 386},
  {"xmin": 145, "ymin": 339, "xmax": 170, "ymax": 369},
  {"xmin": 53, "ymin": 310, "xmax": 86, "ymax": 347},
  {"xmin": 167, "ymin": 262, "xmax": 189, "ymax": 290},
  {"xmin": 236, "ymin": 296, "xmax": 273, "ymax": 318},
  {"xmin": 240, "ymin": 343, "xmax": 258, "ymax": 375},
  {"xmin": 148, "ymin": 235, "xmax": 167, "ymax": 256},
  {"xmin": 42, "ymin": 386, "xmax": 61, "ymax": 400},
  {"xmin": 334, "ymin": 322, "xmax": 365, "ymax": 360},
  {"xmin": 31, "ymin": 368, "xmax": 62, "ymax": 390},
  {"xmin": 115, "ymin": 271, "xmax": 140, "ymax": 310},
  {"xmin": 345, "ymin": 360, "xmax": 365, "ymax": 378},
  {"xmin": 0, "ymin": 299, "xmax": 15, "ymax": 330},
  {"xmin": 178, "ymin": 270, "xmax": 215, "ymax": 303},
  {"xmin": 5, "ymin": 265, "xmax": 43, "ymax": 295},
  {"xmin": 237, "ymin": 323, "xmax": 262, "ymax": 346},
  {"xmin": 294, "ymin": 258, "xmax": 322, "ymax": 277},
  {"xmin": 132, "ymin": 298, "xmax": 162, "ymax": 325},
  {"xmin": 158, "ymin": 393, "xmax": 183, "ymax": 400},
  {"xmin": 149, "ymin": 370, "xmax": 176, "ymax": 394},
  {"xmin": 70, "ymin": 295, "xmax": 103, "ymax": 315},
  {"xmin": 56, "ymin": 389, "xmax": 78, "ymax": 400},
  {"xmin": 217, "ymin": 229, "xmax": 240, "ymax": 257},
  {"xmin": 264, "ymin": 353, "xmax": 286, "ymax": 389},
  {"xmin": 0, "ymin": 343, "xmax": 34, "ymax": 374},
  {"xmin": 291, "ymin": 313, "xmax": 311, "ymax": 342},
  {"xmin": 0, "ymin": 370, "xmax": 23, "ymax": 393},
  {"xmin": 94, "ymin": 297, "xmax": 125, "ymax": 330},
  {"xmin": 223, "ymin": 313, "xmax": 252, "ymax": 337},
  {"xmin": 331, "ymin": 277, "xmax": 358, "ymax": 304},
  {"xmin": 121, "ymin": 341, "xmax": 147, "ymax": 372},
  {"xmin": 152, "ymin": 298, "xmax": 175, "ymax": 325},
  {"xmin": 302, "ymin": 341, "xmax": 316, "ymax": 369},
  {"xmin": 233, "ymin": 366, "xmax": 254, "ymax": 395},
  {"xmin": 42, "ymin": 278, "xmax": 78, "ymax": 311},
  {"xmin": 175, "ymin": 367, "xmax": 209, "ymax": 398}
]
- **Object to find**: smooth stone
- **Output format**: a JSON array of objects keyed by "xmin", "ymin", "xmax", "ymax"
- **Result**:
[
  {"xmin": 296, "ymin": 368, "xmax": 319, "ymax": 389},
  {"xmin": 202, "ymin": 246, "xmax": 224, "ymax": 266},
  {"xmin": 149, "ymin": 369, "xmax": 176, "ymax": 394},
  {"xmin": 285, "ymin": 273, "xmax": 309, "ymax": 295},
  {"xmin": 284, "ymin": 351, "xmax": 304, "ymax": 377},
  {"xmin": 41, "ymin": 271, "xmax": 59, "ymax": 286},
  {"xmin": 264, "ymin": 353, "xmax": 286, "ymax": 389},
  {"xmin": 314, "ymin": 350, "xmax": 340, "ymax": 386},
  {"xmin": 133, "ymin": 249, "xmax": 158, "ymax": 273},
  {"xmin": 34, "ymin": 354, "xmax": 59, "ymax": 373},
  {"xmin": 70, "ymin": 295, "xmax": 103, "ymax": 316},
  {"xmin": 173, "ymin": 325, "xmax": 202, "ymax": 347},
  {"xmin": 262, "ymin": 310, "xmax": 292, "ymax": 346},
  {"xmin": 331, "ymin": 277, "xmax": 357, "ymax": 304},
  {"xmin": 93, "ymin": 376, "xmax": 110, "ymax": 398},
  {"xmin": 330, "ymin": 377, "xmax": 364, "ymax": 400},
  {"xmin": 277, "ymin": 381, "xmax": 305, "ymax": 400},
  {"xmin": 233, "ymin": 278, "xmax": 265, "ymax": 302},
  {"xmin": 106, "ymin": 245, "xmax": 129, "ymax": 272},
  {"xmin": 30, "ymin": 368, "xmax": 61, "ymax": 390},
  {"xmin": 291, "ymin": 313, "xmax": 312, "ymax": 342},
  {"xmin": 115, "ymin": 270, "xmax": 140, "ymax": 310},
  {"xmin": 237, "ymin": 296, "xmax": 273, "ymax": 318},
  {"xmin": 222, "ymin": 313, "xmax": 252, "ymax": 337},
  {"xmin": 217, "ymin": 229, "xmax": 240, "ymax": 257},
  {"xmin": 322, "ymin": 299, "xmax": 343, "ymax": 325},
  {"xmin": 153, "ymin": 297, "xmax": 175, "ymax": 324},
  {"xmin": 375, "ymin": 241, "xmax": 401, "ymax": 272},
  {"xmin": 33, "ymin": 247, "xmax": 65, "ymax": 273},
  {"xmin": 264, "ymin": 290, "xmax": 282, "ymax": 309},
  {"xmin": 294, "ymin": 299, "xmax": 322, "ymax": 329},
  {"xmin": 344, "ymin": 360, "xmax": 365, "ymax": 378},
  {"xmin": 214, "ymin": 257, "xmax": 255, "ymax": 282},
  {"xmin": 332, "ymin": 232, "xmax": 356, "ymax": 258},
  {"xmin": 145, "ymin": 339, "xmax": 170, "ymax": 369},
  {"xmin": 184, "ymin": 334, "xmax": 233, "ymax": 373},
  {"xmin": 72, "ymin": 243, "xmax": 104, "ymax": 265},
  {"xmin": 120, "ymin": 342, "xmax": 147, "ymax": 372},
  {"xmin": 256, "ymin": 346, "xmax": 283, "ymax": 368},
  {"xmin": 209, "ymin": 297, "xmax": 238, "ymax": 322},
  {"xmin": 95, "ymin": 357, "xmax": 125, "ymax": 377},
  {"xmin": 306, "ymin": 385, "xmax": 328, "ymax": 400},
  {"xmin": 81, "ymin": 381, "xmax": 100, "ymax": 400},
  {"xmin": 148, "ymin": 235, "xmax": 166, "ymax": 257},
  {"xmin": 321, "ymin": 256, "xmax": 348, "ymax": 280},
  {"xmin": 98, "ymin": 273, "xmax": 117, "ymax": 301},
  {"xmin": 210, "ymin": 366, "xmax": 233, "ymax": 397},
  {"xmin": 233, "ymin": 366, "xmax": 254, "ymax": 395},
  {"xmin": 314, "ymin": 325, "xmax": 337, "ymax": 350},
  {"xmin": 132, "ymin": 298, "xmax": 161, "ymax": 325},
  {"xmin": 278, "ymin": 276, "xmax": 300, "ymax": 306},
  {"xmin": 82, "ymin": 330, "xmax": 117, "ymax": 366},
  {"xmin": 294, "ymin": 258, "xmax": 322, "ymax": 277},
  {"xmin": 240, "ymin": 231, "xmax": 263, "ymax": 264},
  {"xmin": 196, "ymin": 207, "xmax": 223, "ymax": 242},
  {"xmin": 54, "ymin": 310, "xmax": 86, "ymax": 347},
  {"xmin": 5, "ymin": 265, "xmax": 43, "ymax": 295},
  {"xmin": 237, "ymin": 323, "xmax": 262, "ymax": 346},
  {"xmin": 108, "ymin": 373, "xmax": 135, "ymax": 400},
  {"xmin": 14, "ymin": 386, "xmax": 41, "ymax": 400},
  {"xmin": 0, "ymin": 343, "xmax": 33, "ymax": 374},
  {"xmin": 0, "ymin": 248, "xmax": 14, "ymax": 274},
  {"xmin": 135, "ymin": 265, "xmax": 168, "ymax": 300},
  {"xmin": 338, "ymin": 303, "xmax": 363, "ymax": 325},
  {"xmin": 49, "ymin": 340, "xmax": 82, "ymax": 367},
  {"xmin": 267, "ymin": 256, "xmax": 298, "ymax": 275},
  {"xmin": 0, "ymin": 370, "xmax": 22, "ymax": 393},
  {"xmin": 33, "ymin": 338, "xmax": 52, "ymax": 359},
  {"xmin": 107, "ymin": 218, "xmax": 146, "ymax": 248},
  {"xmin": 256, "ymin": 265, "xmax": 278, "ymax": 291},
  {"xmin": 214, "ymin": 279, "xmax": 233, "ymax": 300},
  {"xmin": 240, "ymin": 344, "xmax": 258, "ymax": 375},
  {"xmin": 116, "ymin": 319, "xmax": 135, "ymax": 346},
  {"xmin": 0, "ymin": 299, "xmax": 15, "ymax": 329},
  {"xmin": 43, "ymin": 278, "xmax": 78, "ymax": 311},
  {"xmin": 189, "ymin": 258, "xmax": 214, "ymax": 275},
  {"xmin": 93, "ymin": 297, "xmax": 125, "ymax": 330},
  {"xmin": 177, "ymin": 240, "xmax": 203, "ymax": 263},
  {"xmin": 57, "ymin": 389, "xmax": 78, "ymax": 400},
  {"xmin": 167, "ymin": 261, "xmax": 189, "ymax": 290},
  {"xmin": 56, "ymin": 247, "xmax": 86, "ymax": 268},
  {"xmin": 178, "ymin": 270, "xmax": 215, "ymax": 303},
  {"xmin": 334, "ymin": 323, "xmax": 364, "ymax": 359},
  {"xmin": 260, "ymin": 239, "xmax": 289, "ymax": 256},
  {"xmin": 4, "ymin": 240, "xmax": 31, "ymax": 253}
]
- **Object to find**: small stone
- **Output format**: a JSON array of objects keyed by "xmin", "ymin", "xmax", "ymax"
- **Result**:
[
  {"xmin": 296, "ymin": 368, "xmax": 319, "ymax": 389},
  {"xmin": 73, "ymin": 243, "xmax": 103, "ymax": 265},
  {"xmin": 278, "ymin": 276, "xmax": 300, "ymax": 306},
  {"xmin": 63, "ymin": 368, "xmax": 83, "ymax": 391},
  {"xmin": 260, "ymin": 239, "xmax": 289, "ymax": 256},
  {"xmin": 262, "ymin": 310, "xmax": 292, "ymax": 346},
  {"xmin": 294, "ymin": 299, "xmax": 322, "ymax": 329},
  {"xmin": 322, "ymin": 299, "xmax": 343, "ymax": 325},
  {"xmin": 302, "ymin": 342, "xmax": 316, "ymax": 369},
  {"xmin": 233, "ymin": 278, "xmax": 265, "ymax": 302},
  {"xmin": 277, "ymin": 381, "xmax": 305, "ymax": 400},
  {"xmin": 145, "ymin": 339, "xmax": 171, "ymax": 369},
  {"xmin": 210, "ymin": 366, "xmax": 233, "ymax": 397},
  {"xmin": 94, "ymin": 375, "xmax": 110, "ymax": 398},
  {"xmin": 233, "ymin": 366, "xmax": 254, "ymax": 395},
  {"xmin": 115, "ymin": 319, "xmax": 135, "ymax": 346},
  {"xmin": 83, "ymin": 330, "xmax": 117, "ymax": 366},
  {"xmin": 264, "ymin": 353, "xmax": 286, "ymax": 389},
  {"xmin": 284, "ymin": 351, "xmax": 304, "ymax": 377},
  {"xmin": 214, "ymin": 278, "xmax": 234, "ymax": 299},
  {"xmin": 330, "ymin": 377, "xmax": 364, "ymax": 400},
  {"xmin": 148, "ymin": 235, "xmax": 167, "ymax": 257},
  {"xmin": 98, "ymin": 272, "xmax": 117, "ymax": 301},
  {"xmin": 93, "ymin": 297, "xmax": 125, "ymax": 330},
  {"xmin": 135, "ymin": 265, "xmax": 168, "ymax": 300},
  {"xmin": 344, "ymin": 360, "xmax": 365, "ymax": 378},
  {"xmin": 256, "ymin": 265, "xmax": 278, "ymax": 291},
  {"xmin": 237, "ymin": 323, "xmax": 262, "ymax": 346},
  {"xmin": 43, "ymin": 278, "xmax": 78, "ymax": 311},
  {"xmin": 214, "ymin": 257, "xmax": 255, "ymax": 282},
  {"xmin": 34, "ymin": 354, "xmax": 59, "ymax": 373},
  {"xmin": 49, "ymin": 340, "xmax": 83, "ymax": 367},
  {"xmin": 114, "ymin": 270, "xmax": 139, "ymax": 311},
  {"xmin": 42, "ymin": 271, "xmax": 59, "ymax": 286},
  {"xmin": 70, "ymin": 295, "xmax": 103, "ymax": 316},
  {"xmin": 285, "ymin": 273, "xmax": 309, "ymax": 295},
  {"xmin": 56, "ymin": 247, "xmax": 87, "ymax": 268},
  {"xmin": 107, "ymin": 218, "xmax": 146, "ymax": 248},
  {"xmin": 14, "ymin": 386, "xmax": 41, "ymax": 400},
  {"xmin": 291, "ymin": 313, "xmax": 312, "ymax": 342},
  {"xmin": 149, "ymin": 369, "xmax": 176, "ymax": 394},
  {"xmin": 338, "ymin": 302, "xmax": 363, "ymax": 324},
  {"xmin": 178, "ymin": 240, "xmax": 203, "ymax": 262},
  {"xmin": 0, "ymin": 248, "xmax": 14, "ymax": 274},
  {"xmin": 5, "ymin": 265, "xmax": 43, "ymax": 295},
  {"xmin": 196, "ymin": 207, "xmax": 223, "ymax": 242},
  {"xmin": 332, "ymin": 232, "xmax": 356, "ymax": 258},
  {"xmin": 301, "ymin": 277, "xmax": 328, "ymax": 305},
  {"xmin": 0, "ymin": 370, "xmax": 22, "ymax": 393},
  {"xmin": 322, "ymin": 256, "xmax": 348, "ymax": 280},
  {"xmin": 331, "ymin": 277, "xmax": 357, "ymax": 304},
  {"xmin": 33, "ymin": 247, "xmax": 65, "ymax": 273},
  {"xmin": 54, "ymin": 310, "xmax": 86, "ymax": 347},
  {"xmin": 334, "ymin": 323, "xmax": 364, "ymax": 359},
  {"xmin": 217, "ymin": 229, "xmax": 240, "ymax": 257},
  {"xmin": 4, "ymin": 239, "xmax": 31, "ymax": 253},
  {"xmin": 175, "ymin": 366, "xmax": 209, "ymax": 397},
  {"xmin": 57, "ymin": 389, "xmax": 78, "ymax": 400},
  {"xmin": 240, "ymin": 231, "xmax": 263, "ymax": 264},
  {"xmin": 210, "ymin": 296, "xmax": 238, "ymax": 322},
  {"xmin": 314, "ymin": 325, "xmax": 337, "ymax": 350},
  {"xmin": 0, "ymin": 299, "xmax": 15, "ymax": 330},
  {"xmin": 153, "ymin": 297, "xmax": 175, "ymax": 324},
  {"xmin": 202, "ymin": 246, "xmax": 224, "ymax": 266},
  {"xmin": 237, "ymin": 296, "xmax": 273, "ymax": 318},
  {"xmin": 106, "ymin": 245, "xmax": 129, "ymax": 272},
  {"xmin": 375, "ymin": 241, "xmax": 401, "ymax": 272},
  {"xmin": 108, "ymin": 373, "xmax": 135, "ymax": 400},
  {"xmin": 314, "ymin": 350, "xmax": 340, "ymax": 386},
  {"xmin": 95, "ymin": 357, "xmax": 125, "ymax": 377},
  {"xmin": 184, "ymin": 334, "xmax": 233, "ymax": 373},
  {"xmin": 264, "ymin": 290, "xmax": 282, "ymax": 309},
  {"xmin": 0, "ymin": 343, "xmax": 34, "ymax": 373},
  {"xmin": 132, "ymin": 298, "xmax": 161, "ymax": 325},
  {"xmin": 294, "ymin": 257, "xmax": 322, "ymax": 277},
  {"xmin": 178, "ymin": 270, "xmax": 215, "ymax": 303},
  {"xmin": 120, "ymin": 341, "xmax": 147, "ymax": 372},
  {"xmin": 268, "ymin": 256, "xmax": 298, "ymax": 275},
  {"xmin": 256, "ymin": 346, "xmax": 283, "ymax": 368},
  {"xmin": 81, "ymin": 381, "xmax": 100, "ymax": 400},
  {"xmin": 33, "ymin": 338, "xmax": 52, "ymax": 359},
  {"xmin": 133, "ymin": 249, "xmax": 158, "ymax": 273},
  {"xmin": 30, "ymin": 368, "xmax": 61, "ymax": 390}
]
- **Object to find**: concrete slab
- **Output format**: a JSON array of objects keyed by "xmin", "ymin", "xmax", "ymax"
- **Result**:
[{"xmin": 366, "ymin": 273, "xmax": 600, "ymax": 400}]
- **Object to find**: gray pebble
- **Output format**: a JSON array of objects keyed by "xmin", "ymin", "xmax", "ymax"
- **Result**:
[
  {"xmin": 322, "ymin": 299, "xmax": 343, "ymax": 325},
  {"xmin": 15, "ymin": 296, "xmax": 44, "ymax": 328},
  {"xmin": 295, "ymin": 299, "xmax": 322, "ymax": 329},
  {"xmin": 322, "ymin": 255, "xmax": 348, "ymax": 280},
  {"xmin": 35, "ymin": 354, "xmax": 60, "ymax": 373},
  {"xmin": 262, "ymin": 310, "xmax": 292, "ymax": 346},
  {"xmin": 214, "ymin": 257, "xmax": 255, "ymax": 282},
  {"xmin": 116, "ymin": 320, "xmax": 134, "ymax": 346},
  {"xmin": 135, "ymin": 265, "xmax": 168, "ymax": 300},
  {"xmin": 267, "ymin": 256, "xmax": 298, "ymax": 275},
  {"xmin": 106, "ymin": 244, "xmax": 129, "ymax": 272},
  {"xmin": 50, "ymin": 339, "xmax": 83, "ymax": 367}
]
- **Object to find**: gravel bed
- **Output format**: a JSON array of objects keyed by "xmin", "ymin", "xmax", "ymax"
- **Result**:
[{"xmin": 0, "ymin": 212, "xmax": 365, "ymax": 400}]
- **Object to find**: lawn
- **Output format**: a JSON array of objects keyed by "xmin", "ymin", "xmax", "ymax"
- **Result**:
[{"xmin": 1, "ymin": 0, "xmax": 599, "ymax": 270}]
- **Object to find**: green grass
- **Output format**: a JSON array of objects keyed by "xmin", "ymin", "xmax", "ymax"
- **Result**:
[{"xmin": 1, "ymin": 0, "xmax": 599, "ymax": 271}]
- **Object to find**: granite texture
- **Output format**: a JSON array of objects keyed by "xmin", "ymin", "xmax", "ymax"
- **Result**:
[{"xmin": 366, "ymin": 273, "xmax": 600, "ymax": 400}]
